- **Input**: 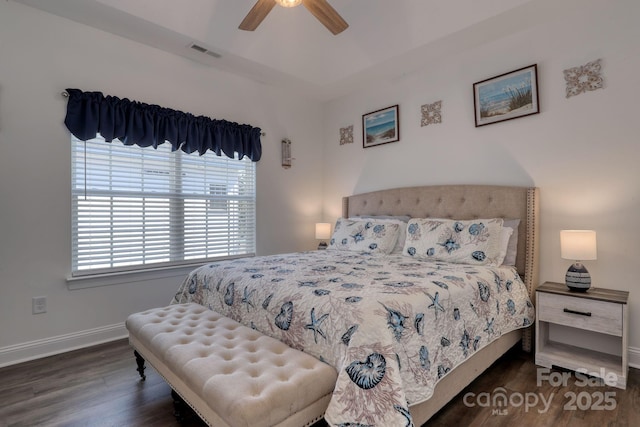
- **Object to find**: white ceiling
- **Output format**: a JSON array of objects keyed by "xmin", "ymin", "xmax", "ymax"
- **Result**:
[{"xmin": 14, "ymin": 0, "xmax": 579, "ymax": 101}]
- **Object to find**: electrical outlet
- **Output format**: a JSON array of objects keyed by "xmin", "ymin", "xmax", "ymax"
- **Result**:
[{"xmin": 32, "ymin": 296, "xmax": 47, "ymax": 314}]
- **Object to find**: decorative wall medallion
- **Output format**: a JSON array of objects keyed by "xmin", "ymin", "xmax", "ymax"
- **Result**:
[
  {"xmin": 340, "ymin": 125, "xmax": 354, "ymax": 145},
  {"xmin": 564, "ymin": 59, "xmax": 604, "ymax": 98},
  {"xmin": 421, "ymin": 100, "xmax": 442, "ymax": 127}
]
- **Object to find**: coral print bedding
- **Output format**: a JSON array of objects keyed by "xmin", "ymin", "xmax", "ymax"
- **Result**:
[{"xmin": 172, "ymin": 250, "xmax": 534, "ymax": 426}]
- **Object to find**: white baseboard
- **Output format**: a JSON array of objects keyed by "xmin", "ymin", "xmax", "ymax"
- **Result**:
[
  {"xmin": 629, "ymin": 346, "xmax": 640, "ymax": 369},
  {"xmin": 0, "ymin": 323, "xmax": 127, "ymax": 368}
]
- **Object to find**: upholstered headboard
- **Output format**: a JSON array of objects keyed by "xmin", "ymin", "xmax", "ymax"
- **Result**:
[{"xmin": 342, "ymin": 185, "xmax": 540, "ymax": 351}]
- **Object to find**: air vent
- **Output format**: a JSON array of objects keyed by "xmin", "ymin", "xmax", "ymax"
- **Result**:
[
  {"xmin": 189, "ymin": 43, "xmax": 221, "ymax": 59},
  {"xmin": 190, "ymin": 44, "xmax": 207, "ymax": 53}
]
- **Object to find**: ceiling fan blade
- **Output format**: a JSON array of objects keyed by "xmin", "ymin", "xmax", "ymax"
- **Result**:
[
  {"xmin": 239, "ymin": 0, "xmax": 277, "ymax": 31},
  {"xmin": 302, "ymin": 0, "xmax": 348, "ymax": 35}
]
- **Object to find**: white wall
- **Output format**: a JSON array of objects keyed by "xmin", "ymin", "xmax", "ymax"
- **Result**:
[
  {"xmin": 2, "ymin": 0, "xmax": 639, "ymax": 368},
  {"xmin": 0, "ymin": 1, "xmax": 323, "ymax": 364},
  {"xmin": 322, "ymin": 0, "xmax": 640, "ymax": 360}
]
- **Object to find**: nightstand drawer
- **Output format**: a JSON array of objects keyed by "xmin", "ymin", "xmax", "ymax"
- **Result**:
[{"xmin": 537, "ymin": 292, "xmax": 623, "ymax": 336}]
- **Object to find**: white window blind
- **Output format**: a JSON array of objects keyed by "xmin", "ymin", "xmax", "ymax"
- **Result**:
[{"xmin": 71, "ymin": 135, "xmax": 256, "ymax": 276}]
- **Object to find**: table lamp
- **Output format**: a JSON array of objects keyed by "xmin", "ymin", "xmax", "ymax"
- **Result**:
[
  {"xmin": 560, "ymin": 230, "xmax": 597, "ymax": 292},
  {"xmin": 315, "ymin": 223, "xmax": 331, "ymax": 250}
]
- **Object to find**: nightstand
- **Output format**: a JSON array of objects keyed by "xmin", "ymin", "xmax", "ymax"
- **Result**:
[{"xmin": 535, "ymin": 281, "xmax": 629, "ymax": 389}]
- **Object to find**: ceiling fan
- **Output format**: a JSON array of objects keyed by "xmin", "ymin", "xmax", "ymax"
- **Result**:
[{"xmin": 239, "ymin": 0, "xmax": 348, "ymax": 35}]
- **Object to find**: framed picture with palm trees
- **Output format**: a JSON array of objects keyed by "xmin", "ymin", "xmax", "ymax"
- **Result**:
[{"xmin": 473, "ymin": 64, "xmax": 539, "ymax": 127}]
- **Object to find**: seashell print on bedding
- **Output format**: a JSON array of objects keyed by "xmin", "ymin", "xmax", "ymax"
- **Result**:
[
  {"xmin": 171, "ymin": 249, "xmax": 534, "ymax": 427},
  {"xmin": 345, "ymin": 352, "xmax": 387, "ymax": 390},
  {"xmin": 275, "ymin": 301, "xmax": 294, "ymax": 330}
]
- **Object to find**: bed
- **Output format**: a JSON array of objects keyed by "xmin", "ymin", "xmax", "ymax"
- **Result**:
[{"xmin": 172, "ymin": 184, "xmax": 540, "ymax": 426}]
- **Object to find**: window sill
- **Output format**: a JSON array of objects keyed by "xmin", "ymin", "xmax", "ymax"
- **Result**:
[
  {"xmin": 67, "ymin": 255, "xmax": 255, "ymax": 290},
  {"xmin": 66, "ymin": 264, "xmax": 201, "ymax": 290}
]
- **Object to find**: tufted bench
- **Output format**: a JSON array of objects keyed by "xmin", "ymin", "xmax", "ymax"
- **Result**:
[{"xmin": 126, "ymin": 303, "xmax": 338, "ymax": 427}]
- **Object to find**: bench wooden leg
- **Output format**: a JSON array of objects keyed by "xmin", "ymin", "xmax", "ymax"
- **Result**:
[
  {"xmin": 171, "ymin": 389, "xmax": 187, "ymax": 423},
  {"xmin": 133, "ymin": 350, "xmax": 146, "ymax": 381}
]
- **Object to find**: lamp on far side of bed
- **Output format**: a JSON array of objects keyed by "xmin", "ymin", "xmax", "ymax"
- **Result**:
[
  {"xmin": 316, "ymin": 223, "xmax": 332, "ymax": 250},
  {"xmin": 561, "ymin": 230, "xmax": 597, "ymax": 292}
]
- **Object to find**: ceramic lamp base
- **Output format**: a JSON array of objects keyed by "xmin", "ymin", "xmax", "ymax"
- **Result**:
[
  {"xmin": 317, "ymin": 241, "xmax": 328, "ymax": 250},
  {"xmin": 565, "ymin": 262, "xmax": 591, "ymax": 292}
]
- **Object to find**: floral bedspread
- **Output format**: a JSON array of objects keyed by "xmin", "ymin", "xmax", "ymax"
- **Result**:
[{"xmin": 171, "ymin": 250, "xmax": 534, "ymax": 426}]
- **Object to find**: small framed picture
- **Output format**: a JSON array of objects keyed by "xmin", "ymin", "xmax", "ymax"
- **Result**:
[
  {"xmin": 473, "ymin": 64, "xmax": 539, "ymax": 127},
  {"xmin": 362, "ymin": 105, "xmax": 399, "ymax": 148}
]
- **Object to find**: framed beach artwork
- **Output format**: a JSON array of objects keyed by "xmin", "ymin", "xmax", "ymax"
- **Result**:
[
  {"xmin": 473, "ymin": 64, "xmax": 539, "ymax": 127},
  {"xmin": 362, "ymin": 105, "xmax": 399, "ymax": 148}
]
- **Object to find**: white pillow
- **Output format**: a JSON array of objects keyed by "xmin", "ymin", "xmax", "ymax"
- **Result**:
[
  {"xmin": 502, "ymin": 219, "xmax": 521, "ymax": 266},
  {"xmin": 494, "ymin": 225, "xmax": 513, "ymax": 266},
  {"xmin": 403, "ymin": 218, "xmax": 506, "ymax": 265},
  {"xmin": 349, "ymin": 216, "xmax": 410, "ymax": 254},
  {"xmin": 328, "ymin": 218, "xmax": 401, "ymax": 254}
]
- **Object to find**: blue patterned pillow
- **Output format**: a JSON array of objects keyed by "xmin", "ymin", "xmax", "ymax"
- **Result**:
[
  {"xmin": 328, "ymin": 219, "xmax": 401, "ymax": 254},
  {"xmin": 349, "ymin": 216, "xmax": 409, "ymax": 254},
  {"xmin": 402, "ymin": 218, "xmax": 507, "ymax": 265}
]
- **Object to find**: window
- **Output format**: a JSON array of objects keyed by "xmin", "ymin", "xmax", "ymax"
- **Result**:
[
  {"xmin": 208, "ymin": 183, "xmax": 229, "ymax": 212},
  {"xmin": 71, "ymin": 135, "xmax": 256, "ymax": 276}
]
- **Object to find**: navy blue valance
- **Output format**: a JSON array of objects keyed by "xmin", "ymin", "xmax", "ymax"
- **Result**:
[{"xmin": 63, "ymin": 88, "xmax": 262, "ymax": 161}]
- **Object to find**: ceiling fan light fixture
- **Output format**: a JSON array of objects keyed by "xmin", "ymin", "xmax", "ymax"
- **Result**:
[
  {"xmin": 275, "ymin": 0, "xmax": 302, "ymax": 7},
  {"xmin": 240, "ymin": 0, "xmax": 348, "ymax": 35}
]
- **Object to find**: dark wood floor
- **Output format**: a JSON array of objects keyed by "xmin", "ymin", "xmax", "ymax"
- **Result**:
[{"xmin": 0, "ymin": 339, "xmax": 638, "ymax": 426}]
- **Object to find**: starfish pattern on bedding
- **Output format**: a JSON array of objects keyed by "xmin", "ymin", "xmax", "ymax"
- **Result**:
[
  {"xmin": 427, "ymin": 292, "xmax": 445, "ymax": 318},
  {"xmin": 242, "ymin": 286, "xmax": 256, "ymax": 311},
  {"xmin": 484, "ymin": 317, "xmax": 495, "ymax": 336},
  {"xmin": 305, "ymin": 307, "xmax": 329, "ymax": 343},
  {"xmin": 172, "ymin": 248, "xmax": 537, "ymax": 427}
]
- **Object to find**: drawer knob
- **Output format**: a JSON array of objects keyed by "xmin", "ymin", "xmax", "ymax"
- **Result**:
[{"xmin": 563, "ymin": 308, "xmax": 592, "ymax": 317}]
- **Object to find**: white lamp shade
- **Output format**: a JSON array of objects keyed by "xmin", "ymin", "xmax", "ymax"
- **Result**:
[
  {"xmin": 560, "ymin": 230, "xmax": 597, "ymax": 261},
  {"xmin": 315, "ymin": 223, "xmax": 332, "ymax": 240}
]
